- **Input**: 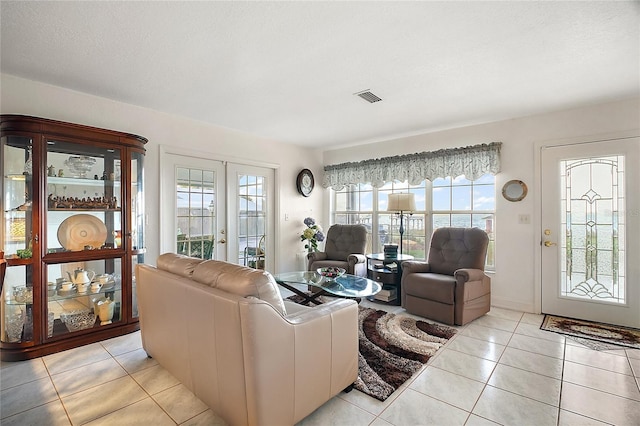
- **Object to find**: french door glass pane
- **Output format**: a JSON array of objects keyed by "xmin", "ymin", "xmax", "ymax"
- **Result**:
[
  {"xmin": 238, "ymin": 174, "xmax": 265, "ymax": 269},
  {"xmin": 175, "ymin": 167, "xmax": 215, "ymax": 259}
]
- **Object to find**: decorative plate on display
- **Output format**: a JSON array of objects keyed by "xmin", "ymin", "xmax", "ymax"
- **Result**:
[{"xmin": 57, "ymin": 214, "xmax": 108, "ymax": 251}]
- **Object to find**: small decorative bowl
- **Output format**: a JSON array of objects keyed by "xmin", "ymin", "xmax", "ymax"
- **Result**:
[
  {"xmin": 317, "ymin": 267, "xmax": 346, "ymax": 279},
  {"xmin": 60, "ymin": 310, "xmax": 96, "ymax": 332}
]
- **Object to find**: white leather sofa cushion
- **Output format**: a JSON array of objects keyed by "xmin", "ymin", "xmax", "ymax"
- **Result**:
[
  {"xmin": 192, "ymin": 259, "xmax": 287, "ymax": 315},
  {"xmin": 157, "ymin": 253, "xmax": 204, "ymax": 277}
]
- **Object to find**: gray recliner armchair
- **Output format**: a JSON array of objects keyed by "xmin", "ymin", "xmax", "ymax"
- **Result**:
[
  {"xmin": 307, "ymin": 224, "xmax": 368, "ymax": 277},
  {"xmin": 401, "ymin": 227, "xmax": 491, "ymax": 325}
]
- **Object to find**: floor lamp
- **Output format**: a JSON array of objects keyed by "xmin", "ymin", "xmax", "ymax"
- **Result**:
[{"xmin": 387, "ymin": 193, "xmax": 416, "ymax": 255}]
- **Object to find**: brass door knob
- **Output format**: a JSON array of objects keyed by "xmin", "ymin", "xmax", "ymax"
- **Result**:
[
  {"xmin": 218, "ymin": 239, "xmax": 226, "ymax": 244},
  {"xmin": 544, "ymin": 241, "xmax": 557, "ymax": 247}
]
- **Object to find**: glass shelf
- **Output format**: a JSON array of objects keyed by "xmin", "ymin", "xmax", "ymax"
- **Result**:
[{"xmin": 47, "ymin": 176, "xmax": 121, "ymax": 186}]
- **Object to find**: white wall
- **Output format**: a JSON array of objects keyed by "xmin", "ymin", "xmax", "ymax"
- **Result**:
[
  {"xmin": 323, "ymin": 97, "xmax": 640, "ymax": 312},
  {"xmin": 1, "ymin": 74, "xmax": 324, "ymax": 272},
  {"xmin": 3, "ymin": 73, "xmax": 638, "ymax": 312}
]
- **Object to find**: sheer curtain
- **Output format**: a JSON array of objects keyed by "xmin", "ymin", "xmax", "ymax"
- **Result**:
[{"xmin": 322, "ymin": 142, "xmax": 502, "ymax": 190}]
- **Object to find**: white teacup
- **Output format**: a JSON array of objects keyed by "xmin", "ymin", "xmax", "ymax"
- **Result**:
[
  {"xmin": 77, "ymin": 282, "xmax": 89, "ymax": 293},
  {"xmin": 96, "ymin": 274, "xmax": 111, "ymax": 284},
  {"xmin": 90, "ymin": 283, "xmax": 102, "ymax": 293},
  {"xmin": 60, "ymin": 281, "xmax": 73, "ymax": 291}
]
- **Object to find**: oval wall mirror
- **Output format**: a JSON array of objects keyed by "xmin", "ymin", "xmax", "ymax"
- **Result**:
[{"xmin": 502, "ymin": 180, "xmax": 528, "ymax": 202}]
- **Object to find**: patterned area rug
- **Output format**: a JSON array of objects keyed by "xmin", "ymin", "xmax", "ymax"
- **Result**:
[
  {"xmin": 540, "ymin": 315, "xmax": 640, "ymax": 350},
  {"xmin": 285, "ymin": 295, "xmax": 457, "ymax": 401},
  {"xmin": 355, "ymin": 307, "xmax": 457, "ymax": 401}
]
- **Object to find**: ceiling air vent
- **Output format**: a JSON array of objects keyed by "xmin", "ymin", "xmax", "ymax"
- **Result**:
[{"xmin": 354, "ymin": 90, "xmax": 382, "ymax": 103}]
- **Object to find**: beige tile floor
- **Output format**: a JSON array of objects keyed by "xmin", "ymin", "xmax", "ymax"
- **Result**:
[{"xmin": 2, "ymin": 299, "xmax": 640, "ymax": 425}]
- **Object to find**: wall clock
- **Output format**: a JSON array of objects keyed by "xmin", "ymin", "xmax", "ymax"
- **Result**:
[{"xmin": 296, "ymin": 169, "xmax": 314, "ymax": 197}]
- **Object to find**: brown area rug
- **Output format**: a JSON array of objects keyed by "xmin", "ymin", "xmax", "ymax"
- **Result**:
[
  {"xmin": 540, "ymin": 315, "xmax": 640, "ymax": 350},
  {"xmin": 286, "ymin": 295, "xmax": 457, "ymax": 401},
  {"xmin": 355, "ymin": 307, "xmax": 457, "ymax": 401}
]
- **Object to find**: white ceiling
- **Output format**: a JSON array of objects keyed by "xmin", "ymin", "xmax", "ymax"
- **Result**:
[{"xmin": 1, "ymin": 1, "xmax": 639, "ymax": 149}]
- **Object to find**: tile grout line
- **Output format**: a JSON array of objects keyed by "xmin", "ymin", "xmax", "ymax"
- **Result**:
[
  {"xmin": 43, "ymin": 356, "xmax": 75, "ymax": 426},
  {"xmin": 465, "ymin": 315, "xmax": 518, "ymax": 424}
]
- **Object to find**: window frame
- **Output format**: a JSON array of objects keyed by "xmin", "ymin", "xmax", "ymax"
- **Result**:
[{"xmin": 331, "ymin": 175, "xmax": 495, "ymax": 270}]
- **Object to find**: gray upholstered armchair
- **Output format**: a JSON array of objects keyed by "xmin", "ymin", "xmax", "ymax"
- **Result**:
[
  {"xmin": 307, "ymin": 224, "xmax": 368, "ymax": 277},
  {"xmin": 401, "ymin": 227, "xmax": 491, "ymax": 325}
]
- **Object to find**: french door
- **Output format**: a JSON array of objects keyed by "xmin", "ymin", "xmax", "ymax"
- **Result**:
[
  {"xmin": 226, "ymin": 163, "xmax": 274, "ymax": 272},
  {"xmin": 161, "ymin": 154, "xmax": 227, "ymax": 261},
  {"xmin": 160, "ymin": 152, "xmax": 275, "ymax": 270},
  {"xmin": 540, "ymin": 137, "xmax": 640, "ymax": 328}
]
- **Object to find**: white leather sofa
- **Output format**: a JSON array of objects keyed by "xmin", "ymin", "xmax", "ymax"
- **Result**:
[{"xmin": 136, "ymin": 253, "xmax": 358, "ymax": 426}]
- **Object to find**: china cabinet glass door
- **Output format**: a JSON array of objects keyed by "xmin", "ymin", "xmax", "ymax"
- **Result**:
[
  {"xmin": 43, "ymin": 138, "xmax": 124, "ymax": 338},
  {"xmin": 1, "ymin": 135, "xmax": 36, "ymax": 344},
  {"xmin": 130, "ymin": 150, "xmax": 144, "ymax": 318}
]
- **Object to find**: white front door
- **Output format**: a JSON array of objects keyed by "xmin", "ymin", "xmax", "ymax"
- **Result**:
[{"xmin": 541, "ymin": 137, "xmax": 640, "ymax": 328}]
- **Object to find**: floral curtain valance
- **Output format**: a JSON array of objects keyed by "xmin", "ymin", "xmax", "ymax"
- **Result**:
[{"xmin": 322, "ymin": 142, "xmax": 502, "ymax": 190}]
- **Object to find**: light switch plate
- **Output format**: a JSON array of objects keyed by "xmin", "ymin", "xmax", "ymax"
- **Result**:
[{"xmin": 518, "ymin": 214, "xmax": 531, "ymax": 224}]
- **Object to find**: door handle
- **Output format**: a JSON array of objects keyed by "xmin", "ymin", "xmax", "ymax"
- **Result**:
[
  {"xmin": 218, "ymin": 239, "xmax": 226, "ymax": 244},
  {"xmin": 544, "ymin": 241, "xmax": 557, "ymax": 247}
]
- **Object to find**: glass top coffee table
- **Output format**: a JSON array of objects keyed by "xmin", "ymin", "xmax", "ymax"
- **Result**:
[{"xmin": 273, "ymin": 271, "xmax": 382, "ymax": 305}]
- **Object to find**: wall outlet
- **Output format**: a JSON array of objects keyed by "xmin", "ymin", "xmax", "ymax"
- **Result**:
[
  {"xmin": 518, "ymin": 214, "xmax": 531, "ymax": 224},
  {"xmin": 284, "ymin": 213, "xmax": 289, "ymax": 221}
]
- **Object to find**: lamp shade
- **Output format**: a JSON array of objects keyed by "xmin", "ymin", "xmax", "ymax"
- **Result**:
[{"xmin": 387, "ymin": 193, "xmax": 416, "ymax": 212}]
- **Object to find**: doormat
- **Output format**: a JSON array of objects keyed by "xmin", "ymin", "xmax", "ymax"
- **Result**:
[{"xmin": 540, "ymin": 315, "xmax": 640, "ymax": 350}]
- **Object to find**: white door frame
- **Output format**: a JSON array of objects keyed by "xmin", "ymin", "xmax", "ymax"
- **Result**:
[
  {"xmin": 159, "ymin": 145, "xmax": 280, "ymax": 269},
  {"xmin": 533, "ymin": 130, "xmax": 640, "ymax": 317}
]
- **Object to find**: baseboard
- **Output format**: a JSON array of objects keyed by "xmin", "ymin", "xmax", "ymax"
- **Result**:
[{"xmin": 491, "ymin": 297, "xmax": 536, "ymax": 314}]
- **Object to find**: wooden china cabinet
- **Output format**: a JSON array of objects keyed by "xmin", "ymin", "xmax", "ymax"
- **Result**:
[{"xmin": 1, "ymin": 115, "xmax": 146, "ymax": 361}]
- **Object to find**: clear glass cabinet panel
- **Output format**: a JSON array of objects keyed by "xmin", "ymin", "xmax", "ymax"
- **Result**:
[
  {"xmin": 46, "ymin": 139, "xmax": 122, "ymax": 253},
  {"xmin": 46, "ymin": 259, "xmax": 122, "ymax": 338},
  {"xmin": 3, "ymin": 266, "xmax": 35, "ymax": 343},
  {"xmin": 131, "ymin": 255, "xmax": 141, "ymax": 318},
  {"xmin": 131, "ymin": 151, "xmax": 145, "ymax": 251},
  {"xmin": 2, "ymin": 137, "xmax": 35, "ymax": 344},
  {"xmin": 130, "ymin": 150, "xmax": 145, "ymax": 318}
]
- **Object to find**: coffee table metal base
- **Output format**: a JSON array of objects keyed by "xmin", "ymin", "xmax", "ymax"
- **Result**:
[{"xmin": 278, "ymin": 281, "xmax": 360, "ymax": 305}]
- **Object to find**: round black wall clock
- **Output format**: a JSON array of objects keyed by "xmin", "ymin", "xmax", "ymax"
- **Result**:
[{"xmin": 296, "ymin": 169, "xmax": 314, "ymax": 197}]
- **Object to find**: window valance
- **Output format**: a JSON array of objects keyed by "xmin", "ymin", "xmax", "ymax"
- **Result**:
[{"xmin": 322, "ymin": 142, "xmax": 502, "ymax": 190}]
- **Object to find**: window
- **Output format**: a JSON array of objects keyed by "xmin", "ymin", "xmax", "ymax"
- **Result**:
[
  {"xmin": 332, "ymin": 174, "xmax": 495, "ymax": 268},
  {"xmin": 432, "ymin": 175, "xmax": 495, "ymax": 269}
]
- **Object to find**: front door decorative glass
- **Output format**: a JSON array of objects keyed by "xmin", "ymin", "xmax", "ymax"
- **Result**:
[{"xmin": 560, "ymin": 155, "xmax": 625, "ymax": 304}]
